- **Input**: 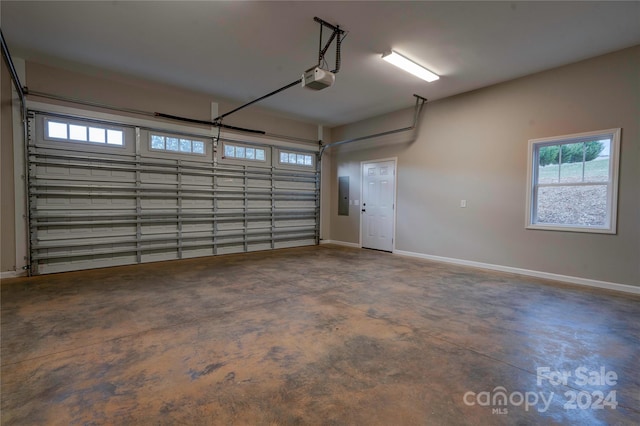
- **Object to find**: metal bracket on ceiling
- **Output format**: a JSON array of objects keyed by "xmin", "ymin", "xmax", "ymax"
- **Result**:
[
  {"xmin": 212, "ymin": 17, "xmax": 346, "ymax": 123},
  {"xmin": 314, "ymin": 16, "xmax": 345, "ymax": 73}
]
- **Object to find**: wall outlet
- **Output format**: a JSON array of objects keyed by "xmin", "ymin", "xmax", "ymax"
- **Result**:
[{"xmin": 460, "ymin": 200, "xmax": 467, "ymax": 208}]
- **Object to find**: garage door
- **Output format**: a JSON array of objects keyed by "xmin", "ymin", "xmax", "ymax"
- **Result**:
[{"xmin": 27, "ymin": 111, "xmax": 319, "ymax": 275}]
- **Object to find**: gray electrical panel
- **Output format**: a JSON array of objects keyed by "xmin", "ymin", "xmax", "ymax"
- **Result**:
[{"xmin": 338, "ymin": 176, "xmax": 349, "ymax": 216}]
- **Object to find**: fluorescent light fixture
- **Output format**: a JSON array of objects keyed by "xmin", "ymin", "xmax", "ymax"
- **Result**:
[{"xmin": 382, "ymin": 50, "xmax": 439, "ymax": 82}]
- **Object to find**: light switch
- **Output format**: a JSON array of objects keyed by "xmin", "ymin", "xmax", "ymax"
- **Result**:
[
  {"xmin": 354, "ymin": 200, "xmax": 359, "ymax": 206},
  {"xmin": 460, "ymin": 200, "xmax": 467, "ymax": 208}
]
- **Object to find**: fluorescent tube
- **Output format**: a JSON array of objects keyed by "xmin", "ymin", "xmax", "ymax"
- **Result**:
[{"xmin": 382, "ymin": 50, "xmax": 439, "ymax": 82}]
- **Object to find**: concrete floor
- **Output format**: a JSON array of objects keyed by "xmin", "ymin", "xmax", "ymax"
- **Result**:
[{"xmin": 1, "ymin": 245, "xmax": 638, "ymax": 425}]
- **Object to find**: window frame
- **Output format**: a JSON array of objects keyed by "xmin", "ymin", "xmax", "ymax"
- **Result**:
[
  {"xmin": 220, "ymin": 142, "xmax": 267, "ymax": 164},
  {"xmin": 44, "ymin": 117, "xmax": 127, "ymax": 149},
  {"xmin": 148, "ymin": 131, "xmax": 207, "ymax": 156},
  {"xmin": 525, "ymin": 128, "xmax": 621, "ymax": 234},
  {"xmin": 276, "ymin": 149, "xmax": 316, "ymax": 169}
]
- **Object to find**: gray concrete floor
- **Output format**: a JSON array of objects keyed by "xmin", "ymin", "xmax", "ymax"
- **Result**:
[{"xmin": 1, "ymin": 245, "xmax": 639, "ymax": 425}]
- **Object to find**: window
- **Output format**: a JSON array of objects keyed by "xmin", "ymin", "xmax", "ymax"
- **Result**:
[
  {"xmin": 223, "ymin": 143, "xmax": 266, "ymax": 162},
  {"xmin": 45, "ymin": 119, "xmax": 124, "ymax": 146},
  {"xmin": 526, "ymin": 128, "xmax": 620, "ymax": 234},
  {"xmin": 279, "ymin": 150, "xmax": 314, "ymax": 167},
  {"xmin": 149, "ymin": 133, "xmax": 206, "ymax": 155}
]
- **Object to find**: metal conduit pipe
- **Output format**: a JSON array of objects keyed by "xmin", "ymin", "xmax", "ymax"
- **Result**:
[
  {"xmin": 2, "ymin": 29, "xmax": 32, "ymax": 274},
  {"xmin": 27, "ymin": 90, "xmax": 156, "ymax": 118},
  {"xmin": 1, "ymin": 29, "xmax": 26, "ymax": 107},
  {"xmin": 319, "ymin": 94, "xmax": 427, "ymax": 157}
]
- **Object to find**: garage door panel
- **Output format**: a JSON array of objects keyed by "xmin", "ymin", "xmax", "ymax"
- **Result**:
[
  {"xmin": 217, "ymin": 199, "xmax": 245, "ymax": 209},
  {"xmin": 141, "ymin": 172, "xmax": 178, "ymax": 183},
  {"xmin": 42, "ymin": 165, "xmax": 71, "ymax": 176},
  {"xmin": 218, "ymin": 177, "xmax": 244, "ymax": 187},
  {"xmin": 141, "ymin": 224, "xmax": 179, "ymax": 235},
  {"xmin": 182, "ymin": 247, "xmax": 215, "ymax": 258},
  {"xmin": 183, "ymin": 223, "xmax": 213, "ymax": 233},
  {"xmin": 141, "ymin": 199, "xmax": 179, "ymax": 208},
  {"xmin": 247, "ymin": 178, "xmax": 270, "ymax": 188},
  {"xmin": 275, "ymin": 239, "xmax": 316, "ymax": 249},
  {"xmin": 38, "ymin": 225, "xmax": 137, "ymax": 240},
  {"xmin": 182, "ymin": 199, "xmax": 213, "ymax": 209},
  {"xmin": 37, "ymin": 195, "xmax": 70, "ymax": 206},
  {"xmin": 248, "ymin": 242, "xmax": 271, "ymax": 252},
  {"xmin": 275, "ymin": 218, "xmax": 316, "ymax": 228},
  {"xmin": 247, "ymin": 200, "xmax": 271, "ymax": 209},
  {"xmin": 274, "ymin": 180, "xmax": 315, "ymax": 190},
  {"xmin": 38, "ymin": 256, "xmax": 137, "ymax": 275},
  {"xmin": 36, "ymin": 173, "xmax": 136, "ymax": 184},
  {"xmin": 275, "ymin": 200, "xmax": 316, "ymax": 209},
  {"xmin": 248, "ymin": 220, "xmax": 271, "ymax": 229},
  {"xmin": 217, "ymin": 245, "xmax": 244, "ymax": 255},
  {"xmin": 217, "ymin": 222, "xmax": 244, "ymax": 231},
  {"xmin": 141, "ymin": 250, "xmax": 179, "ymax": 263},
  {"xmin": 36, "ymin": 242, "xmax": 136, "ymax": 260},
  {"xmin": 28, "ymin": 112, "xmax": 319, "ymax": 274},
  {"xmin": 182, "ymin": 175, "xmax": 212, "ymax": 186}
]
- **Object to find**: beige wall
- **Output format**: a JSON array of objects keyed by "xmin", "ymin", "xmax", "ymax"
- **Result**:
[
  {"xmin": 25, "ymin": 61, "xmax": 319, "ymax": 141},
  {"xmin": 3, "ymin": 47, "xmax": 638, "ymax": 285},
  {"xmin": 1, "ymin": 58, "xmax": 16, "ymax": 272},
  {"xmin": 329, "ymin": 46, "xmax": 639, "ymax": 287}
]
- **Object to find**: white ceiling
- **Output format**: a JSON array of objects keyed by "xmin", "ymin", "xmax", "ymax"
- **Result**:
[{"xmin": 2, "ymin": 1, "xmax": 639, "ymax": 127}]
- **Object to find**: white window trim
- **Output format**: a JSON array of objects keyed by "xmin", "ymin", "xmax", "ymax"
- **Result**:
[
  {"xmin": 525, "ymin": 128, "xmax": 621, "ymax": 234},
  {"xmin": 43, "ymin": 117, "xmax": 127, "ymax": 149}
]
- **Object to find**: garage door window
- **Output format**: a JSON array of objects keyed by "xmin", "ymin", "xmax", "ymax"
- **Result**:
[
  {"xmin": 46, "ymin": 119, "xmax": 124, "ymax": 146},
  {"xmin": 279, "ymin": 150, "xmax": 314, "ymax": 167},
  {"xmin": 150, "ymin": 133, "xmax": 206, "ymax": 155},
  {"xmin": 223, "ymin": 143, "xmax": 266, "ymax": 162}
]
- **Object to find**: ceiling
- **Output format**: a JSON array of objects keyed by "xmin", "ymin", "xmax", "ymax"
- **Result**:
[{"xmin": 2, "ymin": 1, "xmax": 639, "ymax": 127}]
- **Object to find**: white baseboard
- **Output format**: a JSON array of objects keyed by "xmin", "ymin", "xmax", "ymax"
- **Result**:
[
  {"xmin": 320, "ymin": 240, "xmax": 361, "ymax": 248},
  {"xmin": 393, "ymin": 249, "xmax": 640, "ymax": 295},
  {"xmin": 1, "ymin": 270, "xmax": 28, "ymax": 279}
]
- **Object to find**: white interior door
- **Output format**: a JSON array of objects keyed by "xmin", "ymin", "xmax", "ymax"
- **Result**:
[{"xmin": 361, "ymin": 160, "xmax": 395, "ymax": 252}]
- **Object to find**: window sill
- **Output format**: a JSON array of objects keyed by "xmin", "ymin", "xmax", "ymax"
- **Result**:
[{"xmin": 526, "ymin": 224, "xmax": 616, "ymax": 235}]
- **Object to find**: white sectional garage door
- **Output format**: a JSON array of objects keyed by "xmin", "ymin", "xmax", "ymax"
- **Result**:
[{"xmin": 27, "ymin": 111, "xmax": 319, "ymax": 275}]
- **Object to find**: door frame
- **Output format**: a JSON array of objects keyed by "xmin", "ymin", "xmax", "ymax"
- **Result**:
[{"xmin": 359, "ymin": 157, "xmax": 398, "ymax": 252}]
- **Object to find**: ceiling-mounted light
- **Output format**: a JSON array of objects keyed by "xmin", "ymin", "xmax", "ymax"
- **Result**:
[{"xmin": 382, "ymin": 50, "xmax": 439, "ymax": 83}]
